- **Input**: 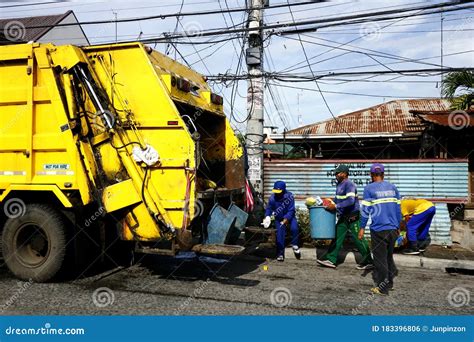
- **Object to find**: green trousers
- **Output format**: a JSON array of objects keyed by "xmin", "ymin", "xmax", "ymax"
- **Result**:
[{"xmin": 324, "ymin": 215, "xmax": 372, "ymax": 265}]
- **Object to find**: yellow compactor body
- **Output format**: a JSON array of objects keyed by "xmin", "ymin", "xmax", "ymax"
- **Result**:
[{"xmin": 0, "ymin": 42, "xmax": 245, "ymax": 281}]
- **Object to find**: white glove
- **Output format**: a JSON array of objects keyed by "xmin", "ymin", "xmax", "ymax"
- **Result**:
[{"xmin": 262, "ymin": 216, "xmax": 271, "ymax": 229}]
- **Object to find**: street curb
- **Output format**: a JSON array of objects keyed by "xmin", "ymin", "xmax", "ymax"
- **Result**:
[{"xmin": 287, "ymin": 247, "xmax": 474, "ymax": 271}]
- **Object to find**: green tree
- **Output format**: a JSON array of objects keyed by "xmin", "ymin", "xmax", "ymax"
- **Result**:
[{"xmin": 441, "ymin": 70, "xmax": 474, "ymax": 110}]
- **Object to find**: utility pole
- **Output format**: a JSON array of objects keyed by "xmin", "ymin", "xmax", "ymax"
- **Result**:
[
  {"xmin": 245, "ymin": 0, "xmax": 265, "ymax": 202},
  {"xmin": 440, "ymin": 9, "xmax": 444, "ymax": 97}
]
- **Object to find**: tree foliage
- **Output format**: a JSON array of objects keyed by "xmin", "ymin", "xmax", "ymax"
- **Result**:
[{"xmin": 441, "ymin": 70, "xmax": 474, "ymax": 110}]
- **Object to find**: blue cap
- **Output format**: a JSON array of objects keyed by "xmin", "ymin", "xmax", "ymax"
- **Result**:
[
  {"xmin": 272, "ymin": 180, "xmax": 286, "ymax": 194},
  {"xmin": 370, "ymin": 163, "xmax": 385, "ymax": 173}
]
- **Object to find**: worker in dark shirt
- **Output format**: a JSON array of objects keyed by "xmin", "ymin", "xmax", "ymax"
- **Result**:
[
  {"xmin": 263, "ymin": 181, "xmax": 301, "ymax": 262},
  {"xmin": 317, "ymin": 164, "xmax": 373, "ymax": 270}
]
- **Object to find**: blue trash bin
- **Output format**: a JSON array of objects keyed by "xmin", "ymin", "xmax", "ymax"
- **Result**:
[
  {"xmin": 309, "ymin": 206, "xmax": 336, "ymax": 239},
  {"xmin": 226, "ymin": 203, "xmax": 248, "ymax": 244},
  {"xmin": 205, "ymin": 204, "xmax": 237, "ymax": 244}
]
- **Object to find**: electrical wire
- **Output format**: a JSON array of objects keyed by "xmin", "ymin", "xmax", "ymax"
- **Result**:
[
  {"xmin": 264, "ymin": 2, "xmax": 470, "ymax": 26},
  {"xmin": 0, "ymin": 1, "xmax": 58, "ymax": 8},
  {"xmin": 266, "ymin": 81, "xmax": 443, "ymax": 99},
  {"xmin": 286, "ymin": 0, "xmax": 374, "ymax": 159},
  {"xmin": 277, "ymin": 7, "xmax": 432, "ymax": 73},
  {"xmin": 137, "ymin": 3, "xmax": 474, "ymax": 44},
  {"xmin": 110, "ymin": 139, "xmax": 144, "ymax": 150},
  {"xmin": 189, "ymin": 39, "xmax": 232, "ymax": 67},
  {"xmin": 74, "ymin": 13, "xmax": 473, "ymax": 45},
  {"xmin": 8, "ymin": 0, "xmax": 470, "ymax": 47},
  {"xmin": 206, "ymin": 67, "xmax": 474, "ymax": 82},
  {"xmin": 165, "ymin": 0, "xmax": 185, "ymax": 57},
  {"xmin": 218, "ymin": 0, "xmax": 248, "ymax": 125},
  {"xmin": 272, "ymin": 3, "xmax": 474, "ymax": 37},
  {"xmin": 278, "ymin": 34, "xmax": 454, "ymax": 73},
  {"xmin": 283, "ymin": 49, "xmax": 474, "ymax": 76},
  {"xmin": 11, "ymin": 0, "xmax": 324, "ymax": 29},
  {"xmin": 264, "ymin": 49, "xmax": 296, "ymax": 127}
]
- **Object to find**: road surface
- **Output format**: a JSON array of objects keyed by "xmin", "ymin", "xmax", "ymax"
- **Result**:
[{"xmin": 0, "ymin": 250, "xmax": 472, "ymax": 316}]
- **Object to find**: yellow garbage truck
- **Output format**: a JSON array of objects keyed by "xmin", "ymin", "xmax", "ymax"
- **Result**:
[{"xmin": 0, "ymin": 42, "xmax": 247, "ymax": 282}]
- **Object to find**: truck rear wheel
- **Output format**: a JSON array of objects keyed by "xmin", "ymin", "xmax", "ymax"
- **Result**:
[{"xmin": 2, "ymin": 203, "xmax": 68, "ymax": 282}]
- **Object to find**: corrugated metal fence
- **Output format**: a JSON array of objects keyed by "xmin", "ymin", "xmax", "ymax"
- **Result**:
[{"xmin": 264, "ymin": 159, "xmax": 469, "ymax": 245}]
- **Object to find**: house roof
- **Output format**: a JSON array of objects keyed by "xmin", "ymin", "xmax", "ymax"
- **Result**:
[
  {"xmin": 0, "ymin": 10, "xmax": 73, "ymax": 44},
  {"xmin": 286, "ymin": 99, "xmax": 451, "ymax": 137},
  {"xmin": 411, "ymin": 110, "xmax": 474, "ymax": 127}
]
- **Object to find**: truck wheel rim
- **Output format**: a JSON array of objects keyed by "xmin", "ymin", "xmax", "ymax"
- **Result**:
[{"xmin": 14, "ymin": 224, "xmax": 50, "ymax": 268}]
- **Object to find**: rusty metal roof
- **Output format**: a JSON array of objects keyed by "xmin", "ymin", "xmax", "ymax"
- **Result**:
[
  {"xmin": 287, "ymin": 99, "xmax": 451, "ymax": 136},
  {"xmin": 0, "ymin": 11, "xmax": 73, "ymax": 44},
  {"xmin": 411, "ymin": 110, "xmax": 474, "ymax": 127}
]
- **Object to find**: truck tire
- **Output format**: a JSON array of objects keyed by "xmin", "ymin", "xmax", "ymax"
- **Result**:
[{"xmin": 2, "ymin": 203, "xmax": 68, "ymax": 282}]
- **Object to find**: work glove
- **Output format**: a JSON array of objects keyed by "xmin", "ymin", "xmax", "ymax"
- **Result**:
[{"xmin": 262, "ymin": 216, "xmax": 271, "ymax": 229}]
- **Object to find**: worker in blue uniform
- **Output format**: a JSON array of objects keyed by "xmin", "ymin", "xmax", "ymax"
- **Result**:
[
  {"xmin": 359, "ymin": 163, "xmax": 402, "ymax": 295},
  {"xmin": 263, "ymin": 181, "xmax": 301, "ymax": 262}
]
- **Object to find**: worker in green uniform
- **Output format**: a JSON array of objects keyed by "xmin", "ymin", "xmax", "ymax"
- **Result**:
[{"xmin": 317, "ymin": 164, "xmax": 374, "ymax": 269}]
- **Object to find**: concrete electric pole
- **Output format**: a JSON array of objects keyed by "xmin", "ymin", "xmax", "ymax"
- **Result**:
[{"xmin": 245, "ymin": 0, "xmax": 265, "ymax": 201}]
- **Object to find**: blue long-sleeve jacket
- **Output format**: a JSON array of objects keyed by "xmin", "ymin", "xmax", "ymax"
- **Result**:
[
  {"xmin": 360, "ymin": 180, "xmax": 401, "ymax": 231},
  {"xmin": 334, "ymin": 179, "xmax": 359, "ymax": 216},
  {"xmin": 265, "ymin": 191, "xmax": 296, "ymax": 221}
]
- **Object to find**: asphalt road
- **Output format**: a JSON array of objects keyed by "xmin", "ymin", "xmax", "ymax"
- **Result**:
[{"xmin": 0, "ymin": 249, "xmax": 472, "ymax": 316}]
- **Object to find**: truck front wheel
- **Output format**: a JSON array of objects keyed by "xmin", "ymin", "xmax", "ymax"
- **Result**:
[{"xmin": 2, "ymin": 203, "xmax": 68, "ymax": 282}]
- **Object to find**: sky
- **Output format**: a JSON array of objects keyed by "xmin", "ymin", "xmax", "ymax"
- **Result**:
[{"xmin": 0, "ymin": 0, "xmax": 473, "ymax": 134}]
